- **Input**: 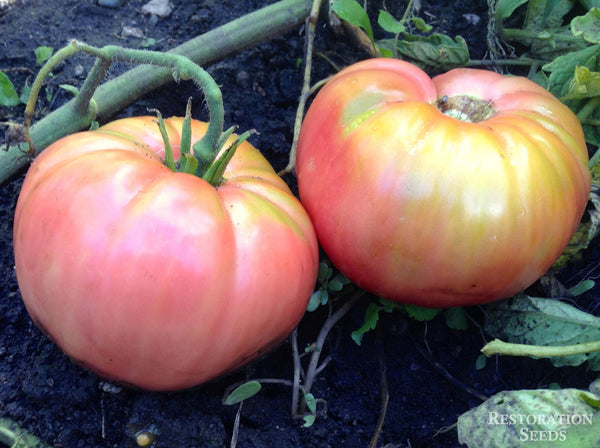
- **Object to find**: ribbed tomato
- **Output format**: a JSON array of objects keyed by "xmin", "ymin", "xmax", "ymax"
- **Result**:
[
  {"xmin": 13, "ymin": 116, "xmax": 319, "ymax": 390},
  {"xmin": 296, "ymin": 58, "xmax": 590, "ymax": 308}
]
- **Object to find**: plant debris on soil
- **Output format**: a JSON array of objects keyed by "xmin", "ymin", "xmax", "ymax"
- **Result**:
[{"xmin": 0, "ymin": 1, "xmax": 598, "ymax": 447}]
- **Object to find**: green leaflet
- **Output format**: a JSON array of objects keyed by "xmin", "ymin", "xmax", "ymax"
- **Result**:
[
  {"xmin": 378, "ymin": 33, "xmax": 470, "ymax": 70},
  {"xmin": 222, "ymin": 381, "xmax": 262, "ymax": 406},
  {"xmin": 571, "ymin": 7, "xmax": 600, "ymax": 44},
  {"xmin": 534, "ymin": 44, "xmax": 600, "ymax": 147},
  {"xmin": 0, "ymin": 71, "xmax": 20, "ymax": 106},
  {"xmin": 484, "ymin": 295, "xmax": 600, "ymax": 370},
  {"xmin": 457, "ymin": 381, "xmax": 600, "ymax": 447}
]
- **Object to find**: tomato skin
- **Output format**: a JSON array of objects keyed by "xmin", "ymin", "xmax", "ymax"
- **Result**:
[
  {"xmin": 296, "ymin": 58, "xmax": 590, "ymax": 308},
  {"xmin": 13, "ymin": 117, "xmax": 319, "ymax": 391}
]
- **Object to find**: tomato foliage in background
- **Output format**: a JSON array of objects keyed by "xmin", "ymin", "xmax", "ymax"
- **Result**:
[
  {"xmin": 13, "ymin": 116, "xmax": 319, "ymax": 391},
  {"xmin": 296, "ymin": 58, "xmax": 591, "ymax": 308}
]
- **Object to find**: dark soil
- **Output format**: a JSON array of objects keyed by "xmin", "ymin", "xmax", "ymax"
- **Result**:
[{"xmin": 0, "ymin": 1, "xmax": 597, "ymax": 447}]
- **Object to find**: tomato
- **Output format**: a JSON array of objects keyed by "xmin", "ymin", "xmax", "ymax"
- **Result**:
[
  {"xmin": 296, "ymin": 58, "xmax": 590, "ymax": 308},
  {"xmin": 13, "ymin": 116, "xmax": 319, "ymax": 391}
]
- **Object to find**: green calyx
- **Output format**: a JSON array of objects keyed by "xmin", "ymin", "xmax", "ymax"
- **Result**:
[
  {"xmin": 436, "ymin": 94, "xmax": 495, "ymax": 123},
  {"xmin": 155, "ymin": 98, "xmax": 252, "ymax": 186}
]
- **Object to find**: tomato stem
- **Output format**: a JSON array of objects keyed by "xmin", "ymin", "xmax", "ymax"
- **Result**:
[
  {"xmin": 73, "ymin": 42, "xmax": 225, "ymax": 164},
  {"xmin": 481, "ymin": 338, "xmax": 600, "ymax": 359},
  {"xmin": 437, "ymin": 95, "xmax": 495, "ymax": 123},
  {"xmin": 576, "ymin": 96, "xmax": 600, "ymax": 123}
]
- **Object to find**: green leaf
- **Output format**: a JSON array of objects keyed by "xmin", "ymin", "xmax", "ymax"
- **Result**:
[
  {"xmin": 379, "ymin": 297, "xmax": 399, "ymax": 313},
  {"xmin": 537, "ymin": 44, "xmax": 600, "ymax": 146},
  {"xmin": 317, "ymin": 261, "xmax": 333, "ymax": 284},
  {"xmin": 475, "ymin": 354, "xmax": 487, "ymax": 370},
  {"xmin": 328, "ymin": 272, "xmax": 351, "ymax": 292},
  {"xmin": 571, "ymin": 7, "xmax": 600, "ymax": 44},
  {"xmin": 579, "ymin": 0, "xmax": 600, "ymax": 10},
  {"xmin": 302, "ymin": 415, "xmax": 316, "ymax": 427},
  {"xmin": 34, "ymin": 46, "xmax": 53, "ymax": 65},
  {"xmin": 378, "ymin": 33, "xmax": 470, "ymax": 70},
  {"xmin": 555, "ymin": 181, "xmax": 600, "ymax": 269},
  {"xmin": 457, "ymin": 385, "xmax": 600, "ymax": 447},
  {"xmin": 351, "ymin": 303, "xmax": 381, "ymax": 346},
  {"xmin": 223, "ymin": 381, "xmax": 262, "ymax": 405},
  {"xmin": 141, "ymin": 37, "xmax": 156, "ymax": 48},
  {"xmin": 563, "ymin": 65, "xmax": 600, "ymax": 100},
  {"xmin": 377, "ymin": 10, "xmax": 405, "ymax": 34},
  {"xmin": 444, "ymin": 307, "xmax": 469, "ymax": 331},
  {"xmin": 495, "ymin": 0, "xmax": 529, "ymax": 21},
  {"xmin": 568, "ymin": 279, "xmax": 595, "ymax": 296},
  {"xmin": 0, "ymin": 71, "xmax": 20, "ymax": 106},
  {"xmin": 304, "ymin": 392, "xmax": 317, "ymax": 413},
  {"xmin": 19, "ymin": 83, "xmax": 31, "ymax": 104},
  {"xmin": 59, "ymin": 84, "xmax": 79, "ymax": 96},
  {"xmin": 331, "ymin": 0, "xmax": 375, "ymax": 45},
  {"xmin": 307, "ymin": 289, "xmax": 328, "ymax": 312},
  {"xmin": 403, "ymin": 304, "xmax": 441, "ymax": 322},
  {"xmin": 410, "ymin": 16, "xmax": 433, "ymax": 33},
  {"xmin": 484, "ymin": 295, "xmax": 600, "ymax": 369}
]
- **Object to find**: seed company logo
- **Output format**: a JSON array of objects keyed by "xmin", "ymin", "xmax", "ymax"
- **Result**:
[{"xmin": 488, "ymin": 411, "xmax": 594, "ymax": 442}]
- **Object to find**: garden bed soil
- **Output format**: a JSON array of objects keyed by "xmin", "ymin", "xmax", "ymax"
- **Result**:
[{"xmin": 0, "ymin": 1, "xmax": 597, "ymax": 447}]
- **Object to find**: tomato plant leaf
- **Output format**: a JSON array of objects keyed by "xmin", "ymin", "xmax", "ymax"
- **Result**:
[
  {"xmin": 328, "ymin": 272, "xmax": 351, "ymax": 292},
  {"xmin": 403, "ymin": 304, "xmax": 441, "ymax": 322},
  {"xmin": 444, "ymin": 307, "xmax": 469, "ymax": 331},
  {"xmin": 34, "ymin": 46, "xmax": 53, "ymax": 65},
  {"xmin": 495, "ymin": 0, "xmax": 530, "ymax": 21},
  {"xmin": 535, "ymin": 44, "xmax": 600, "ymax": 146},
  {"xmin": 556, "ymin": 181, "xmax": 600, "ymax": 269},
  {"xmin": 331, "ymin": 0, "xmax": 375, "ymax": 47},
  {"xmin": 564, "ymin": 65, "xmax": 600, "ymax": 100},
  {"xmin": 0, "ymin": 71, "xmax": 20, "ymax": 106},
  {"xmin": 378, "ymin": 33, "xmax": 470, "ymax": 70},
  {"xmin": 571, "ymin": 7, "xmax": 600, "ymax": 44},
  {"xmin": 351, "ymin": 302, "xmax": 381, "ymax": 346},
  {"xmin": 303, "ymin": 392, "xmax": 317, "ymax": 413},
  {"xmin": 377, "ymin": 10, "xmax": 405, "ymax": 34},
  {"xmin": 317, "ymin": 261, "xmax": 333, "ymax": 284},
  {"xmin": 568, "ymin": 279, "xmax": 596, "ymax": 296},
  {"xmin": 457, "ymin": 384, "xmax": 600, "ymax": 447},
  {"xmin": 579, "ymin": 0, "xmax": 600, "ymax": 10},
  {"xmin": 475, "ymin": 354, "xmax": 487, "ymax": 370},
  {"xmin": 307, "ymin": 289, "xmax": 328, "ymax": 312},
  {"xmin": 484, "ymin": 295, "xmax": 600, "ymax": 370},
  {"xmin": 302, "ymin": 415, "xmax": 316, "ymax": 427},
  {"xmin": 222, "ymin": 380, "xmax": 262, "ymax": 406},
  {"xmin": 497, "ymin": 0, "xmax": 588, "ymax": 59}
]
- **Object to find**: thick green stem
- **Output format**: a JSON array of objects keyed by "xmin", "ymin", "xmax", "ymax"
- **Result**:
[
  {"xmin": 23, "ymin": 44, "xmax": 80, "ymax": 132},
  {"xmin": 481, "ymin": 338, "xmax": 600, "ymax": 358},
  {"xmin": 0, "ymin": 0, "xmax": 313, "ymax": 184},
  {"xmin": 500, "ymin": 28, "xmax": 585, "ymax": 46},
  {"xmin": 72, "ymin": 42, "xmax": 224, "ymax": 161},
  {"xmin": 72, "ymin": 56, "xmax": 111, "ymax": 114},
  {"xmin": 576, "ymin": 96, "xmax": 600, "ymax": 123}
]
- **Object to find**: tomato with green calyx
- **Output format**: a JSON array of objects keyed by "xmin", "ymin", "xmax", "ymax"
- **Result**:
[
  {"xmin": 296, "ymin": 58, "xmax": 590, "ymax": 308},
  {"xmin": 13, "ymin": 116, "xmax": 319, "ymax": 391}
]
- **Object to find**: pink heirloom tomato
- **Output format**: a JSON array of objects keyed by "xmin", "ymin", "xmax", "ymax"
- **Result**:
[
  {"xmin": 13, "ymin": 116, "xmax": 319, "ymax": 391},
  {"xmin": 296, "ymin": 58, "xmax": 590, "ymax": 308}
]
